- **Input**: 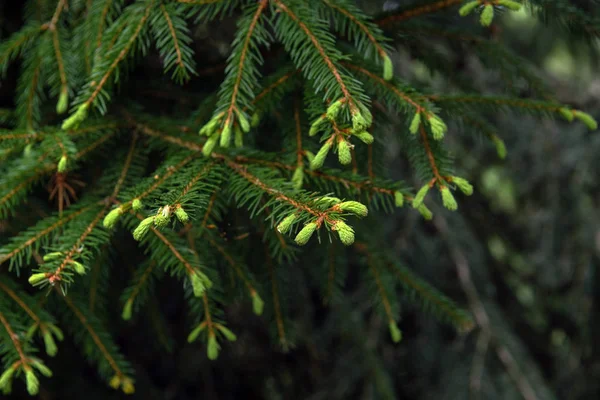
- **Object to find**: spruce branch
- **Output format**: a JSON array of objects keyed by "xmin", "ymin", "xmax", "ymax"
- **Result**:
[{"xmin": 376, "ymin": 0, "xmax": 463, "ymax": 26}]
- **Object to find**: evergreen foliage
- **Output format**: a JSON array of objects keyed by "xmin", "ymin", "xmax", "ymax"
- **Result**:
[{"xmin": 0, "ymin": 0, "xmax": 598, "ymax": 397}]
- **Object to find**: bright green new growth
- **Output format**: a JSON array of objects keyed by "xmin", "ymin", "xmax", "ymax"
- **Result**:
[
  {"xmin": 122, "ymin": 299, "xmax": 134, "ymax": 321},
  {"xmin": 458, "ymin": 1, "xmax": 480, "ymax": 17},
  {"xmin": 353, "ymin": 130, "xmax": 374, "ymax": 144},
  {"xmin": 394, "ymin": 191, "xmax": 404, "ymax": 207},
  {"xmin": 103, "ymin": 206, "xmax": 124, "ymax": 229},
  {"xmin": 498, "ymin": 0, "xmax": 523, "ymax": 11},
  {"xmin": 428, "ymin": 114, "xmax": 447, "ymax": 140},
  {"xmin": 412, "ymin": 185, "xmax": 431, "ymax": 209},
  {"xmin": 175, "ymin": 206, "xmax": 189, "ymax": 223},
  {"xmin": 1, "ymin": 0, "xmax": 598, "ymax": 395},
  {"xmin": 337, "ymin": 139, "xmax": 352, "ymax": 165},
  {"xmin": 452, "ymin": 177, "xmax": 474, "ymax": 196},
  {"xmin": 389, "ymin": 321, "xmax": 402, "ymax": 343},
  {"xmin": 207, "ymin": 334, "xmax": 220, "ymax": 360},
  {"xmin": 480, "ymin": 4, "xmax": 494, "ymax": 27},
  {"xmin": 61, "ymin": 103, "xmax": 89, "ymax": 130},
  {"xmin": 383, "ymin": 54, "xmax": 394, "ymax": 81},
  {"xmin": 133, "ymin": 217, "xmax": 155, "ymax": 241},
  {"xmin": 252, "ymin": 292, "xmax": 265, "ymax": 316},
  {"xmin": 57, "ymin": 155, "xmax": 68, "ymax": 173},
  {"xmin": 56, "ymin": 90, "xmax": 68, "ymax": 115},
  {"xmin": 409, "ymin": 112, "xmax": 421, "ymax": 134},
  {"xmin": 25, "ymin": 369, "xmax": 39, "ymax": 395},
  {"xmin": 440, "ymin": 186, "xmax": 458, "ymax": 211},
  {"xmin": 277, "ymin": 214, "xmax": 297, "ymax": 234},
  {"xmin": 333, "ymin": 220, "xmax": 355, "ymax": 246},
  {"xmin": 310, "ymin": 141, "xmax": 332, "ymax": 170},
  {"xmin": 338, "ymin": 201, "xmax": 368, "ymax": 217},
  {"xmin": 295, "ymin": 222, "xmax": 318, "ymax": 246},
  {"xmin": 292, "ymin": 166, "xmax": 304, "ymax": 189}
]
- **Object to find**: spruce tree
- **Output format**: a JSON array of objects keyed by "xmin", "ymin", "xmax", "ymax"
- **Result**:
[{"xmin": 0, "ymin": 0, "xmax": 598, "ymax": 397}]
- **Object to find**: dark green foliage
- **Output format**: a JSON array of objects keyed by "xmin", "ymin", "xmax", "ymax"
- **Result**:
[{"xmin": 0, "ymin": 0, "xmax": 599, "ymax": 398}]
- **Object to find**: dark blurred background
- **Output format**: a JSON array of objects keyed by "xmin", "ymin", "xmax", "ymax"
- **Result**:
[{"xmin": 1, "ymin": 1, "xmax": 600, "ymax": 399}]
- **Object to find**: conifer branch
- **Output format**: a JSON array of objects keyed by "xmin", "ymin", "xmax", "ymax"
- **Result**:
[
  {"xmin": 0, "ymin": 281, "xmax": 42, "ymax": 327},
  {"xmin": 419, "ymin": 124, "xmax": 444, "ymax": 186},
  {"xmin": 376, "ymin": 0, "xmax": 463, "ymax": 26},
  {"xmin": 266, "ymin": 249, "xmax": 288, "ymax": 348},
  {"xmin": 0, "ymin": 205, "xmax": 94, "ymax": 269},
  {"xmin": 365, "ymin": 248, "xmax": 396, "ymax": 326},
  {"xmin": 0, "ymin": 311, "xmax": 31, "ymax": 369},
  {"xmin": 58, "ymin": 291, "xmax": 129, "ymax": 380},
  {"xmin": 86, "ymin": 6, "xmax": 150, "ymax": 106},
  {"xmin": 224, "ymin": 0, "xmax": 268, "ymax": 126}
]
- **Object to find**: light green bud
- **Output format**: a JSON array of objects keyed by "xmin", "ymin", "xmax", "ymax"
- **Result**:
[
  {"xmin": 498, "ymin": 0, "xmax": 522, "ymax": 11},
  {"xmin": 234, "ymin": 125, "xmax": 243, "ymax": 148},
  {"xmin": 573, "ymin": 110, "xmax": 598, "ymax": 130},
  {"xmin": 202, "ymin": 133, "xmax": 219, "ymax": 157},
  {"xmin": 353, "ymin": 130, "xmax": 374, "ymax": 144},
  {"xmin": 459, "ymin": 0, "xmax": 480, "ymax": 16},
  {"xmin": 394, "ymin": 191, "xmax": 404, "ymax": 207},
  {"xmin": 56, "ymin": 89, "xmax": 68, "ymax": 115},
  {"xmin": 309, "ymin": 115, "xmax": 327, "ymax": 136},
  {"xmin": 291, "ymin": 165, "xmax": 304, "ymax": 189},
  {"xmin": 251, "ymin": 292, "xmax": 264, "ymax": 316},
  {"xmin": 480, "ymin": 4, "xmax": 494, "ymax": 27},
  {"xmin": 217, "ymin": 325, "xmax": 237, "ymax": 342},
  {"xmin": 412, "ymin": 184, "xmax": 430, "ymax": 208},
  {"xmin": 235, "ymin": 110, "xmax": 250, "ymax": 133},
  {"xmin": 121, "ymin": 378, "xmax": 135, "ymax": 394},
  {"xmin": 440, "ymin": 186, "xmax": 458, "ymax": 211},
  {"xmin": 122, "ymin": 299, "xmax": 133, "ymax": 321},
  {"xmin": 0, "ymin": 366, "xmax": 16, "ymax": 392},
  {"xmin": 417, "ymin": 204, "xmax": 433, "ymax": 220},
  {"xmin": 294, "ymin": 222, "xmax": 317, "ymax": 245},
  {"xmin": 70, "ymin": 261, "xmax": 86, "ymax": 275},
  {"xmin": 316, "ymin": 196, "xmax": 341, "ymax": 207},
  {"xmin": 190, "ymin": 270, "xmax": 213, "ymax": 297},
  {"xmin": 25, "ymin": 369, "xmax": 39, "ymax": 395},
  {"xmin": 43, "ymin": 331, "xmax": 58, "ymax": 356},
  {"xmin": 304, "ymin": 150, "xmax": 315, "ymax": 164},
  {"xmin": 174, "ymin": 206, "xmax": 189, "ymax": 223},
  {"xmin": 333, "ymin": 220, "xmax": 355, "ymax": 246},
  {"xmin": 337, "ymin": 140, "xmax": 352, "ymax": 165},
  {"xmin": 199, "ymin": 114, "xmax": 221, "ymax": 136},
  {"xmin": 28, "ymin": 273, "xmax": 47, "ymax": 286},
  {"xmin": 310, "ymin": 141, "xmax": 332, "ymax": 170},
  {"xmin": 43, "ymin": 252, "xmax": 63, "ymax": 262},
  {"xmin": 451, "ymin": 176, "xmax": 473, "ymax": 195},
  {"xmin": 326, "ymin": 99, "xmax": 344, "ymax": 120},
  {"xmin": 382, "ymin": 53, "xmax": 393, "ymax": 81},
  {"xmin": 338, "ymin": 201, "xmax": 368, "ymax": 217},
  {"xmin": 133, "ymin": 216, "xmax": 154, "ymax": 241},
  {"xmin": 490, "ymin": 134, "xmax": 507, "ymax": 159},
  {"xmin": 207, "ymin": 334, "xmax": 220, "ymax": 360},
  {"xmin": 428, "ymin": 114, "xmax": 447, "ymax": 140},
  {"xmin": 409, "ymin": 111, "xmax": 421, "ymax": 134},
  {"xmin": 103, "ymin": 206, "xmax": 124, "ymax": 228},
  {"xmin": 351, "ymin": 109, "xmax": 370, "ymax": 131},
  {"xmin": 558, "ymin": 107, "xmax": 574, "ymax": 122},
  {"xmin": 31, "ymin": 360, "xmax": 52, "ymax": 377},
  {"xmin": 132, "ymin": 198, "xmax": 143, "ymax": 212},
  {"xmin": 277, "ymin": 214, "xmax": 297, "ymax": 234},
  {"xmin": 389, "ymin": 321, "xmax": 402, "ymax": 343},
  {"xmin": 61, "ymin": 103, "xmax": 89, "ymax": 130},
  {"xmin": 219, "ymin": 123, "xmax": 232, "ymax": 148},
  {"xmin": 251, "ymin": 112, "xmax": 261, "ymax": 128},
  {"xmin": 187, "ymin": 323, "xmax": 206, "ymax": 343},
  {"xmin": 57, "ymin": 155, "xmax": 68, "ymax": 173}
]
